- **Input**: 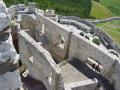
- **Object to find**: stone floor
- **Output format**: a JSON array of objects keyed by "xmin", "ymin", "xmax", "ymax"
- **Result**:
[
  {"xmin": 60, "ymin": 63, "xmax": 89, "ymax": 83},
  {"xmin": 60, "ymin": 58, "xmax": 115, "ymax": 90},
  {"xmin": 20, "ymin": 57, "xmax": 115, "ymax": 90}
]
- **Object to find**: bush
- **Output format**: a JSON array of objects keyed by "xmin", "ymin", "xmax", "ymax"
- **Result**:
[{"xmin": 92, "ymin": 37, "xmax": 101, "ymax": 45}]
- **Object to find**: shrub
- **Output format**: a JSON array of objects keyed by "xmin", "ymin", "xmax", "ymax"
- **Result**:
[{"xmin": 92, "ymin": 37, "xmax": 101, "ymax": 45}]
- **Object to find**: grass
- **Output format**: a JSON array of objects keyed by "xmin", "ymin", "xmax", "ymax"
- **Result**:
[
  {"xmin": 90, "ymin": 1, "xmax": 114, "ymax": 19},
  {"xmin": 96, "ymin": 20, "xmax": 120, "ymax": 46},
  {"xmin": 100, "ymin": 0, "xmax": 120, "ymax": 16}
]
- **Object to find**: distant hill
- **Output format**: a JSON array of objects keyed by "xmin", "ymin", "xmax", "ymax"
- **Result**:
[
  {"xmin": 4, "ymin": 0, "xmax": 92, "ymax": 18},
  {"xmin": 90, "ymin": 1, "xmax": 114, "ymax": 19},
  {"xmin": 100, "ymin": 0, "xmax": 120, "ymax": 16}
]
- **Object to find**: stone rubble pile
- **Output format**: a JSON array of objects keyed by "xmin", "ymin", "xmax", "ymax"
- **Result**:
[{"xmin": 0, "ymin": 0, "xmax": 22, "ymax": 90}]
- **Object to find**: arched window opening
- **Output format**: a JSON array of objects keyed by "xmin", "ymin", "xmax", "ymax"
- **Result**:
[{"xmin": 86, "ymin": 57, "xmax": 103, "ymax": 73}]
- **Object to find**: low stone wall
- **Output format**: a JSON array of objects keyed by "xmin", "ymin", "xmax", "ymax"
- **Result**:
[
  {"xmin": 18, "ymin": 30, "xmax": 64, "ymax": 90},
  {"xmin": 69, "ymin": 33, "xmax": 120, "ymax": 90},
  {"xmin": 64, "ymin": 79, "xmax": 98, "ymax": 90},
  {"xmin": 59, "ymin": 16, "xmax": 96, "ymax": 29},
  {"xmin": 59, "ymin": 16, "xmax": 120, "ymax": 54},
  {"xmin": 90, "ymin": 17, "xmax": 120, "ymax": 24},
  {"xmin": 98, "ymin": 30, "xmax": 120, "ymax": 53},
  {"xmin": 59, "ymin": 19, "xmax": 91, "ymax": 33}
]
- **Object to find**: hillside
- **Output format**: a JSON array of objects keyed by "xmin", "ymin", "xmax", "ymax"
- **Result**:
[
  {"xmin": 90, "ymin": 1, "xmax": 114, "ymax": 19},
  {"xmin": 96, "ymin": 20, "xmax": 120, "ymax": 46},
  {"xmin": 4, "ymin": 0, "xmax": 92, "ymax": 18},
  {"xmin": 100, "ymin": 0, "xmax": 120, "ymax": 16}
]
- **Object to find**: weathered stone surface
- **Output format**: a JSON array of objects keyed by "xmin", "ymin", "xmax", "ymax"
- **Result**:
[
  {"xmin": 64, "ymin": 79, "xmax": 98, "ymax": 90},
  {"xmin": 69, "ymin": 33, "xmax": 120, "ymax": 90},
  {"xmin": 36, "ymin": 13, "xmax": 71, "ymax": 61},
  {"xmin": 0, "ymin": 1, "xmax": 22, "ymax": 90},
  {"xmin": 28, "ymin": 2, "xmax": 36, "ymax": 13},
  {"xmin": 18, "ymin": 30, "xmax": 64, "ymax": 90},
  {"xmin": 0, "ymin": 33, "xmax": 22, "ymax": 90},
  {"xmin": 0, "ymin": 69, "xmax": 22, "ymax": 90},
  {"xmin": 0, "ymin": 0, "xmax": 10, "ymax": 32},
  {"xmin": 8, "ymin": 5, "xmax": 17, "ymax": 19},
  {"xmin": 18, "ymin": 4, "xmax": 26, "ymax": 11},
  {"xmin": 21, "ymin": 14, "xmax": 36, "ymax": 30},
  {"xmin": 8, "ymin": 3, "xmax": 120, "ymax": 90}
]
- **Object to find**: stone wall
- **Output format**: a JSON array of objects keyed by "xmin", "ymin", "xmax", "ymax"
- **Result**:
[
  {"xmin": 21, "ymin": 14, "xmax": 36, "ymax": 30},
  {"xmin": 17, "ymin": 6, "xmax": 120, "ymax": 90},
  {"xmin": 36, "ymin": 13, "xmax": 72, "ymax": 61},
  {"xmin": 59, "ymin": 16, "xmax": 120, "ymax": 54},
  {"xmin": 59, "ymin": 19, "xmax": 91, "ymax": 33},
  {"xmin": 18, "ymin": 30, "xmax": 64, "ymax": 90},
  {"xmin": 90, "ymin": 17, "xmax": 120, "ymax": 24},
  {"xmin": 98, "ymin": 30, "xmax": 120, "ymax": 54},
  {"xmin": 113, "ymin": 60, "xmax": 120, "ymax": 90},
  {"xmin": 64, "ymin": 79, "xmax": 98, "ymax": 90},
  {"xmin": 69, "ymin": 33, "xmax": 120, "ymax": 90},
  {"xmin": 59, "ymin": 16, "xmax": 96, "ymax": 29}
]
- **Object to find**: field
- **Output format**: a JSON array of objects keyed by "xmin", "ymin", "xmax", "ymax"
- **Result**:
[
  {"xmin": 100, "ymin": 0, "xmax": 120, "ymax": 16},
  {"xmin": 96, "ymin": 20, "xmax": 120, "ymax": 46},
  {"xmin": 90, "ymin": 1, "xmax": 114, "ymax": 19}
]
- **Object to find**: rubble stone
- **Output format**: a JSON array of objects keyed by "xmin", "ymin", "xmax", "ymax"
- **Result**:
[
  {"xmin": 0, "ymin": 0, "xmax": 10, "ymax": 32},
  {"xmin": 0, "ymin": 1, "xmax": 22, "ymax": 90}
]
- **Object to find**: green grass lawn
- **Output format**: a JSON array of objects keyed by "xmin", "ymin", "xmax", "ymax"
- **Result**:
[
  {"xmin": 96, "ymin": 20, "xmax": 120, "ymax": 46},
  {"xmin": 90, "ymin": 1, "xmax": 114, "ymax": 19},
  {"xmin": 100, "ymin": 0, "xmax": 120, "ymax": 16}
]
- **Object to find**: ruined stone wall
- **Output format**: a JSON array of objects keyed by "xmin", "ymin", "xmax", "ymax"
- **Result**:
[
  {"xmin": 17, "ymin": 6, "xmax": 120, "ymax": 89},
  {"xmin": 113, "ymin": 60, "xmax": 120, "ymax": 90},
  {"xmin": 59, "ymin": 16, "xmax": 120, "ymax": 54},
  {"xmin": 8, "ymin": 5, "xmax": 17, "ymax": 19},
  {"xmin": 36, "ymin": 13, "xmax": 71, "ymax": 61},
  {"xmin": 98, "ymin": 30, "xmax": 120, "ymax": 54},
  {"xmin": 21, "ymin": 14, "xmax": 36, "ymax": 30},
  {"xmin": 18, "ymin": 30, "xmax": 64, "ymax": 90},
  {"xmin": 64, "ymin": 79, "xmax": 98, "ymax": 90},
  {"xmin": 69, "ymin": 33, "xmax": 120, "ymax": 90},
  {"xmin": 59, "ymin": 16, "xmax": 96, "ymax": 29}
]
